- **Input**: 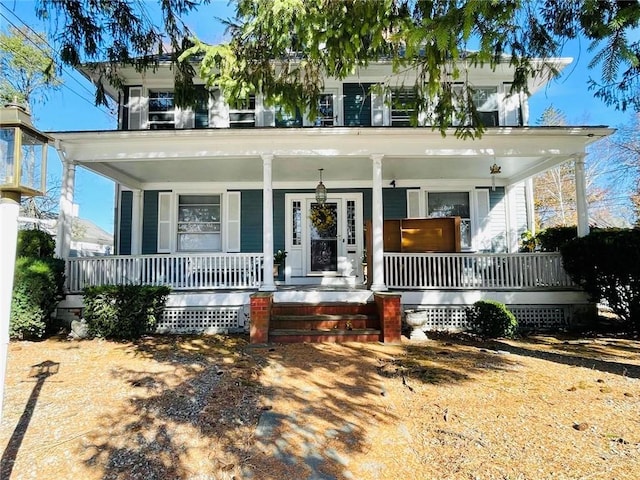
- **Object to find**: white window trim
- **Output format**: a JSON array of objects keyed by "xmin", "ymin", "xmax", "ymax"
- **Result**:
[
  {"xmin": 415, "ymin": 187, "xmax": 477, "ymax": 252},
  {"xmin": 157, "ymin": 191, "xmax": 239, "ymax": 253}
]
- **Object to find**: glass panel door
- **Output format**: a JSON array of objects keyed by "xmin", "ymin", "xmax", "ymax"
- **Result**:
[{"xmin": 309, "ymin": 202, "xmax": 339, "ymax": 272}]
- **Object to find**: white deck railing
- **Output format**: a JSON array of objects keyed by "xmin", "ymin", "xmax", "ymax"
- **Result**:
[
  {"xmin": 65, "ymin": 253, "xmax": 264, "ymax": 292},
  {"xmin": 384, "ymin": 252, "xmax": 575, "ymax": 290}
]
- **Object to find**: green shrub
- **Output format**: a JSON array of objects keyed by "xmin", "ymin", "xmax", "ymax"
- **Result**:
[
  {"xmin": 521, "ymin": 226, "xmax": 579, "ymax": 252},
  {"xmin": 561, "ymin": 229, "xmax": 640, "ymax": 332},
  {"xmin": 10, "ymin": 257, "xmax": 65, "ymax": 339},
  {"xmin": 466, "ymin": 300, "xmax": 518, "ymax": 338},
  {"xmin": 83, "ymin": 285, "xmax": 171, "ymax": 340},
  {"xmin": 17, "ymin": 229, "xmax": 56, "ymax": 258}
]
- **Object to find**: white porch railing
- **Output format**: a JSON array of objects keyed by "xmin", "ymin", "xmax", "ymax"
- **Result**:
[
  {"xmin": 384, "ymin": 252, "xmax": 575, "ymax": 290},
  {"xmin": 65, "ymin": 253, "xmax": 264, "ymax": 293}
]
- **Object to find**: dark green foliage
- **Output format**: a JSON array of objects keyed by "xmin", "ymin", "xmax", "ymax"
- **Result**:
[
  {"xmin": 17, "ymin": 229, "xmax": 55, "ymax": 258},
  {"xmin": 560, "ymin": 229, "xmax": 640, "ymax": 332},
  {"xmin": 83, "ymin": 285, "xmax": 171, "ymax": 340},
  {"xmin": 466, "ymin": 300, "xmax": 518, "ymax": 339},
  {"xmin": 10, "ymin": 257, "xmax": 65, "ymax": 339},
  {"xmin": 535, "ymin": 226, "xmax": 578, "ymax": 252}
]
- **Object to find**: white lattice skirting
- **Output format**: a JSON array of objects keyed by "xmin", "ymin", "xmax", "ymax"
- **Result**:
[
  {"xmin": 404, "ymin": 305, "xmax": 569, "ymax": 332},
  {"xmin": 157, "ymin": 306, "xmax": 245, "ymax": 334}
]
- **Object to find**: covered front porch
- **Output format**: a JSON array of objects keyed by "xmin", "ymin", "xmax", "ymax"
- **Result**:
[
  {"xmin": 56, "ymin": 249, "xmax": 591, "ymax": 340},
  {"xmin": 50, "ymin": 126, "xmax": 608, "ymax": 338}
]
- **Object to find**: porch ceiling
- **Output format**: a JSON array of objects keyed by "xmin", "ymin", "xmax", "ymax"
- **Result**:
[{"xmin": 51, "ymin": 126, "xmax": 613, "ymax": 189}]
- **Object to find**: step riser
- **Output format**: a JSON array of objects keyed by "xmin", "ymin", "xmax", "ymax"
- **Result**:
[
  {"xmin": 271, "ymin": 304, "xmax": 377, "ymax": 316},
  {"xmin": 269, "ymin": 333, "xmax": 381, "ymax": 343},
  {"xmin": 271, "ymin": 319, "xmax": 378, "ymax": 330}
]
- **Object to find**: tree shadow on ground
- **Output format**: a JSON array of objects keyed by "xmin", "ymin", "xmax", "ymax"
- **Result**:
[
  {"xmin": 242, "ymin": 339, "xmax": 518, "ymax": 479},
  {"xmin": 490, "ymin": 338, "xmax": 640, "ymax": 379},
  {"xmin": 73, "ymin": 334, "xmax": 518, "ymax": 480}
]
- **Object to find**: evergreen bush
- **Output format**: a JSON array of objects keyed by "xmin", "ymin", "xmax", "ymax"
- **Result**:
[
  {"xmin": 466, "ymin": 300, "xmax": 518, "ymax": 338},
  {"xmin": 561, "ymin": 229, "xmax": 640, "ymax": 332},
  {"xmin": 83, "ymin": 285, "xmax": 171, "ymax": 340},
  {"xmin": 17, "ymin": 228, "xmax": 56, "ymax": 258},
  {"xmin": 10, "ymin": 257, "xmax": 65, "ymax": 339}
]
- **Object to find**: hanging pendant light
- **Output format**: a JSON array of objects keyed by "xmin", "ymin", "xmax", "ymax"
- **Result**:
[
  {"xmin": 489, "ymin": 163, "xmax": 501, "ymax": 191},
  {"xmin": 315, "ymin": 168, "xmax": 327, "ymax": 204}
]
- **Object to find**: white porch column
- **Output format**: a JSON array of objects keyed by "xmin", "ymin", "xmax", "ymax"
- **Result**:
[
  {"xmin": 525, "ymin": 177, "xmax": 536, "ymax": 235},
  {"xmin": 260, "ymin": 154, "xmax": 276, "ymax": 291},
  {"xmin": 55, "ymin": 146, "xmax": 76, "ymax": 259},
  {"xmin": 574, "ymin": 153, "xmax": 589, "ymax": 237},
  {"xmin": 130, "ymin": 189, "xmax": 143, "ymax": 255},
  {"xmin": 370, "ymin": 154, "xmax": 387, "ymax": 291}
]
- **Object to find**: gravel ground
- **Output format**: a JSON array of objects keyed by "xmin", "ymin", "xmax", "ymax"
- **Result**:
[{"xmin": 0, "ymin": 333, "xmax": 639, "ymax": 479}]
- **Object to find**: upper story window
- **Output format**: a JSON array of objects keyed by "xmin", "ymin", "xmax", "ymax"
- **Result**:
[
  {"xmin": 391, "ymin": 88, "xmax": 416, "ymax": 127},
  {"xmin": 315, "ymin": 93, "xmax": 335, "ymax": 126},
  {"xmin": 275, "ymin": 105, "xmax": 302, "ymax": 127},
  {"xmin": 148, "ymin": 90, "xmax": 175, "ymax": 129},
  {"xmin": 472, "ymin": 87, "xmax": 499, "ymax": 127},
  {"xmin": 229, "ymin": 95, "xmax": 256, "ymax": 128}
]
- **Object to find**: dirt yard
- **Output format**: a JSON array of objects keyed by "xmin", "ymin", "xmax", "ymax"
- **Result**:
[{"xmin": 0, "ymin": 332, "xmax": 638, "ymax": 480}]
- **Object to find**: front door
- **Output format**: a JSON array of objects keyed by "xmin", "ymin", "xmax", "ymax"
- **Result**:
[
  {"xmin": 285, "ymin": 193, "xmax": 363, "ymax": 282},
  {"xmin": 309, "ymin": 201, "xmax": 340, "ymax": 273}
]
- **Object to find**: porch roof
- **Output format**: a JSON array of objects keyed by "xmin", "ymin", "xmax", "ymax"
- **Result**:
[{"xmin": 50, "ymin": 126, "xmax": 613, "ymax": 190}]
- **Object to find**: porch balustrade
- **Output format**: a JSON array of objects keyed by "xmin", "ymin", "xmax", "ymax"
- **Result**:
[
  {"xmin": 383, "ymin": 252, "xmax": 575, "ymax": 290},
  {"xmin": 65, "ymin": 252, "xmax": 574, "ymax": 293},
  {"xmin": 65, "ymin": 253, "xmax": 264, "ymax": 293}
]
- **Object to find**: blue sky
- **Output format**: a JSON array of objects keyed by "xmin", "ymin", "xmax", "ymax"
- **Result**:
[{"xmin": 1, "ymin": 1, "xmax": 637, "ymax": 234}]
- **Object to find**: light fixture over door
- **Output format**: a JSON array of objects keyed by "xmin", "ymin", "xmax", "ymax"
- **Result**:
[{"xmin": 315, "ymin": 168, "xmax": 327, "ymax": 204}]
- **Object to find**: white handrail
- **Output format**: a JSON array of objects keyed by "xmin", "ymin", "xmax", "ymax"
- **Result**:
[
  {"xmin": 65, "ymin": 253, "xmax": 264, "ymax": 292},
  {"xmin": 384, "ymin": 252, "xmax": 575, "ymax": 290}
]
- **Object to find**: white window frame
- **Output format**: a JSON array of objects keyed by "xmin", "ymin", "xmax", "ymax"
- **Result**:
[
  {"xmin": 147, "ymin": 89, "xmax": 176, "ymax": 130},
  {"xmin": 157, "ymin": 191, "xmax": 241, "ymax": 253}
]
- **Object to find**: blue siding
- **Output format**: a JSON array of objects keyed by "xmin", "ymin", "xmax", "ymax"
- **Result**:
[
  {"xmin": 118, "ymin": 191, "xmax": 132, "ymax": 255},
  {"xmin": 383, "ymin": 188, "xmax": 408, "ymax": 219},
  {"xmin": 240, "ymin": 190, "xmax": 263, "ymax": 252},
  {"xmin": 142, "ymin": 191, "xmax": 159, "ymax": 254}
]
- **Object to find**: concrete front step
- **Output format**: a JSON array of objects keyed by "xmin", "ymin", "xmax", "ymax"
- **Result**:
[{"xmin": 269, "ymin": 328, "xmax": 382, "ymax": 344}]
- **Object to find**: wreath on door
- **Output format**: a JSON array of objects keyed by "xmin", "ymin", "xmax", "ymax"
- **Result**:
[{"xmin": 309, "ymin": 204, "xmax": 336, "ymax": 231}]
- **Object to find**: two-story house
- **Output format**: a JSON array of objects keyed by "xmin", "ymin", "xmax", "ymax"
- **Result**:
[{"xmin": 52, "ymin": 56, "xmax": 612, "ymax": 341}]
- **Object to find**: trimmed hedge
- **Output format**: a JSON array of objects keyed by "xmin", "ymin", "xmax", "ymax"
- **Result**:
[
  {"xmin": 11, "ymin": 256, "xmax": 65, "ymax": 339},
  {"xmin": 466, "ymin": 300, "xmax": 518, "ymax": 338},
  {"xmin": 561, "ymin": 229, "xmax": 640, "ymax": 332},
  {"xmin": 83, "ymin": 285, "xmax": 171, "ymax": 340}
]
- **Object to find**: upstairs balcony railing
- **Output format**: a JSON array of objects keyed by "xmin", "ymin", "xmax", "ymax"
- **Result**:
[
  {"xmin": 65, "ymin": 253, "xmax": 264, "ymax": 293},
  {"xmin": 383, "ymin": 252, "xmax": 575, "ymax": 290}
]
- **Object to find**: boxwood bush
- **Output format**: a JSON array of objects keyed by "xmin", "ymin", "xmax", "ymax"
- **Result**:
[
  {"xmin": 561, "ymin": 229, "xmax": 640, "ymax": 332},
  {"xmin": 466, "ymin": 300, "xmax": 518, "ymax": 338},
  {"xmin": 83, "ymin": 285, "xmax": 171, "ymax": 340},
  {"xmin": 11, "ymin": 256, "xmax": 65, "ymax": 339}
]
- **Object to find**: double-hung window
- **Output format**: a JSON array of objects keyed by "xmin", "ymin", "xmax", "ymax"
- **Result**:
[
  {"xmin": 391, "ymin": 88, "xmax": 416, "ymax": 126},
  {"xmin": 177, "ymin": 195, "xmax": 221, "ymax": 251},
  {"xmin": 472, "ymin": 87, "xmax": 499, "ymax": 127},
  {"xmin": 148, "ymin": 90, "xmax": 175, "ymax": 129},
  {"xmin": 426, "ymin": 192, "xmax": 471, "ymax": 249},
  {"xmin": 315, "ymin": 93, "xmax": 335, "ymax": 126},
  {"xmin": 229, "ymin": 95, "xmax": 256, "ymax": 128}
]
